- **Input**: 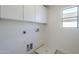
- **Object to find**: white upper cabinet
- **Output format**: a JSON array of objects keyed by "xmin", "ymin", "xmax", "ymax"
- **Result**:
[
  {"xmin": 35, "ymin": 5, "xmax": 47, "ymax": 23},
  {"xmin": 24, "ymin": 5, "xmax": 47, "ymax": 23},
  {"xmin": 24, "ymin": 5, "xmax": 36, "ymax": 22},
  {"xmin": 0, "ymin": 5, "xmax": 47, "ymax": 23},
  {"xmin": 1, "ymin": 5, "xmax": 23, "ymax": 20}
]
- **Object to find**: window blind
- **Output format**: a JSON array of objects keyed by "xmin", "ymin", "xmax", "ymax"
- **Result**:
[{"xmin": 63, "ymin": 7, "xmax": 77, "ymax": 27}]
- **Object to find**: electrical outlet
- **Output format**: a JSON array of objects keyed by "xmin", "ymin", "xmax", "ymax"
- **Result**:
[
  {"xmin": 27, "ymin": 44, "xmax": 30, "ymax": 52},
  {"xmin": 30, "ymin": 43, "xmax": 33, "ymax": 49},
  {"xmin": 26, "ymin": 43, "xmax": 33, "ymax": 52}
]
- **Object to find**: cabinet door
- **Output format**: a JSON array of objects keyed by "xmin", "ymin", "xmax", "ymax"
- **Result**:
[
  {"xmin": 35, "ymin": 5, "xmax": 47, "ymax": 23},
  {"xmin": 1, "ymin": 5, "xmax": 23, "ymax": 20},
  {"xmin": 24, "ymin": 5, "xmax": 35, "ymax": 22}
]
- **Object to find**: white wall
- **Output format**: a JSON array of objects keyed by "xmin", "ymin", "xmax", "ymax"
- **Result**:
[
  {"xmin": 0, "ymin": 20, "xmax": 46, "ymax": 53},
  {"xmin": 46, "ymin": 5, "xmax": 79, "ymax": 54}
]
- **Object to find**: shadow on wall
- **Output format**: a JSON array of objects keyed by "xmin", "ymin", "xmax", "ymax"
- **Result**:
[{"xmin": 54, "ymin": 49, "xmax": 64, "ymax": 54}]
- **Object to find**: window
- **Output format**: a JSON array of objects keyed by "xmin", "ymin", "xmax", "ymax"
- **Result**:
[{"xmin": 63, "ymin": 7, "xmax": 77, "ymax": 27}]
